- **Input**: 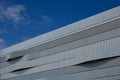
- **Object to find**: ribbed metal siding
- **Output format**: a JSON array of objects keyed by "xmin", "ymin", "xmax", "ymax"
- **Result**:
[
  {"xmin": 76, "ymin": 36, "xmax": 120, "ymax": 63},
  {"xmin": 92, "ymin": 75, "xmax": 120, "ymax": 80}
]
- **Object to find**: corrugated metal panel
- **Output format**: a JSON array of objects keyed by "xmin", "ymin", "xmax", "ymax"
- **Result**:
[
  {"xmin": 92, "ymin": 75, "xmax": 120, "ymax": 80},
  {"xmin": 76, "ymin": 36, "xmax": 120, "ymax": 63}
]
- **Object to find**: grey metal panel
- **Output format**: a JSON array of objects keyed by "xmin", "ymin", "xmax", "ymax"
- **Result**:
[
  {"xmin": 2, "ymin": 6, "xmax": 120, "ymax": 58},
  {"xmin": 2, "ymin": 56, "xmax": 120, "ymax": 80},
  {"xmin": 36, "ymin": 75, "xmax": 120, "ymax": 80},
  {"xmin": 0, "ymin": 52, "xmax": 75, "ymax": 74},
  {"xmin": 27, "ymin": 27, "xmax": 120, "ymax": 60},
  {"xmin": 1, "ymin": 36, "xmax": 120, "ymax": 78},
  {"xmin": 76, "ymin": 36, "xmax": 120, "ymax": 62},
  {"xmin": 3, "ymin": 18, "xmax": 120, "ymax": 61},
  {"xmin": 2, "ymin": 65, "xmax": 120, "ymax": 80},
  {"xmin": 0, "ymin": 56, "xmax": 6, "ymax": 63},
  {"xmin": 58, "ymin": 66, "xmax": 120, "ymax": 80},
  {"xmin": 0, "ymin": 62, "xmax": 12, "ymax": 69},
  {"xmin": 1, "ymin": 22, "xmax": 120, "ymax": 71},
  {"xmin": 91, "ymin": 75, "xmax": 120, "ymax": 80},
  {"xmin": 0, "ymin": 56, "xmax": 29, "ymax": 69}
]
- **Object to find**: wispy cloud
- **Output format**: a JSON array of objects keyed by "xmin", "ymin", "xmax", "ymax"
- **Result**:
[
  {"xmin": 31, "ymin": 15, "xmax": 53, "ymax": 26},
  {"xmin": 0, "ymin": 3, "xmax": 29, "ymax": 26},
  {"xmin": 0, "ymin": 38, "xmax": 5, "ymax": 49},
  {"xmin": 0, "ymin": 29, "xmax": 7, "ymax": 34},
  {"xmin": 21, "ymin": 36, "xmax": 31, "ymax": 41},
  {"xmin": 0, "ymin": 2, "xmax": 53, "ymax": 27},
  {"xmin": 40, "ymin": 15, "xmax": 53, "ymax": 24}
]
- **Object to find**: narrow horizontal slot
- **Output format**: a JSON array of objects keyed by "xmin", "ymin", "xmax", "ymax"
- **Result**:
[
  {"xmin": 7, "ymin": 56, "xmax": 23, "ymax": 62},
  {"xmin": 11, "ymin": 67, "xmax": 33, "ymax": 73},
  {"xmin": 75, "ymin": 56, "xmax": 120, "ymax": 66}
]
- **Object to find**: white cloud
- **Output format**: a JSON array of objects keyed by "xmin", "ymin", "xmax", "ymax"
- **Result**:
[
  {"xmin": 0, "ymin": 4, "xmax": 28, "ymax": 26},
  {"xmin": 0, "ymin": 1, "xmax": 53, "ymax": 28}
]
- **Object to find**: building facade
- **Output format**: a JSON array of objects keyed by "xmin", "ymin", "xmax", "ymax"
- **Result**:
[{"xmin": 0, "ymin": 6, "xmax": 120, "ymax": 80}]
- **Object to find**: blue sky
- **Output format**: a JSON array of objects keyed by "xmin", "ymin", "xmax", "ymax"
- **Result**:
[{"xmin": 0, "ymin": 0, "xmax": 120, "ymax": 48}]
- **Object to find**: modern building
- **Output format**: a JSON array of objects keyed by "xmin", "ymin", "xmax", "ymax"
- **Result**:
[{"xmin": 0, "ymin": 6, "xmax": 120, "ymax": 80}]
